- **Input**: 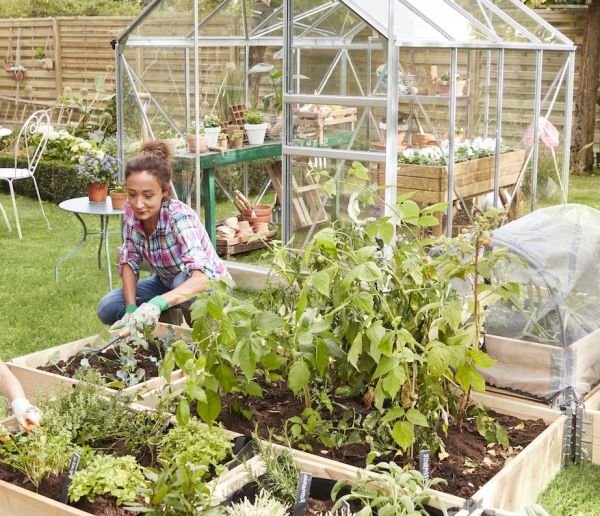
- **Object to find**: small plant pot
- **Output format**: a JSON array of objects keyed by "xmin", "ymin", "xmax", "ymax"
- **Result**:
[
  {"xmin": 231, "ymin": 137, "xmax": 243, "ymax": 149},
  {"xmin": 186, "ymin": 133, "xmax": 207, "ymax": 153},
  {"xmin": 87, "ymin": 182, "xmax": 108, "ymax": 202},
  {"xmin": 219, "ymin": 139, "xmax": 228, "ymax": 151},
  {"xmin": 244, "ymin": 123, "xmax": 268, "ymax": 145},
  {"xmin": 204, "ymin": 126, "xmax": 221, "ymax": 148},
  {"xmin": 109, "ymin": 191, "xmax": 128, "ymax": 210},
  {"xmin": 226, "ymin": 124, "xmax": 241, "ymax": 140},
  {"xmin": 437, "ymin": 81, "xmax": 450, "ymax": 96},
  {"xmin": 417, "ymin": 133, "xmax": 437, "ymax": 148},
  {"xmin": 161, "ymin": 137, "xmax": 180, "ymax": 155}
]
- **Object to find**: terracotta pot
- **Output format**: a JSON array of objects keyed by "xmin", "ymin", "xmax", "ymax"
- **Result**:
[
  {"xmin": 109, "ymin": 191, "xmax": 127, "ymax": 210},
  {"xmin": 161, "ymin": 138, "xmax": 180, "ymax": 155},
  {"xmin": 231, "ymin": 137, "xmax": 243, "ymax": 149},
  {"xmin": 219, "ymin": 138, "xmax": 228, "ymax": 151},
  {"xmin": 437, "ymin": 81, "xmax": 450, "ymax": 96},
  {"xmin": 186, "ymin": 134, "xmax": 207, "ymax": 153},
  {"xmin": 226, "ymin": 124, "xmax": 241, "ymax": 140},
  {"xmin": 88, "ymin": 182, "xmax": 108, "ymax": 202},
  {"xmin": 242, "ymin": 204, "xmax": 272, "ymax": 218}
]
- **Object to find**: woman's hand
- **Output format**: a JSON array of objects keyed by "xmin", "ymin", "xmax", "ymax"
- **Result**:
[
  {"xmin": 11, "ymin": 398, "xmax": 41, "ymax": 432},
  {"xmin": 111, "ymin": 296, "xmax": 168, "ymax": 338}
]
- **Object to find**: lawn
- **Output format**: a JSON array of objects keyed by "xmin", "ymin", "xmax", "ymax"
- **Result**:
[{"xmin": 0, "ymin": 171, "xmax": 599, "ymax": 360}]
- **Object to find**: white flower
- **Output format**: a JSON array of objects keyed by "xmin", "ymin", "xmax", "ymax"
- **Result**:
[
  {"xmin": 47, "ymin": 130, "xmax": 60, "ymax": 141},
  {"xmin": 80, "ymin": 141, "xmax": 92, "ymax": 150},
  {"xmin": 402, "ymin": 149, "xmax": 414, "ymax": 159}
]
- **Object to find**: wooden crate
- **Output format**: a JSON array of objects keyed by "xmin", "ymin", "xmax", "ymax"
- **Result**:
[
  {"xmin": 481, "ymin": 328, "xmax": 600, "ymax": 402},
  {"xmin": 294, "ymin": 107, "xmax": 357, "ymax": 144},
  {"xmin": 378, "ymin": 149, "xmax": 526, "ymax": 235},
  {"xmin": 8, "ymin": 323, "xmax": 190, "ymax": 401},
  {"xmin": 216, "ymin": 230, "xmax": 277, "ymax": 259}
]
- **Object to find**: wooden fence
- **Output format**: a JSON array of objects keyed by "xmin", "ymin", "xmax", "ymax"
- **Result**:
[{"xmin": 0, "ymin": 8, "xmax": 597, "ymax": 145}]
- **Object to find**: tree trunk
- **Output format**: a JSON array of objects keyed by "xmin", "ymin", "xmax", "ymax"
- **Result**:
[{"xmin": 571, "ymin": 1, "xmax": 600, "ymax": 175}]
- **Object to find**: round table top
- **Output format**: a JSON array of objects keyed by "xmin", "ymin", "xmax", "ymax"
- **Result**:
[
  {"xmin": 59, "ymin": 196, "xmax": 125, "ymax": 216},
  {"xmin": 0, "ymin": 128, "xmax": 12, "ymax": 139}
]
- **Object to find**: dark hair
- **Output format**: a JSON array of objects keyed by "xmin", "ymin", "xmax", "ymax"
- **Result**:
[{"xmin": 125, "ymin": 140, "xmax": 173, "ymax": 197}]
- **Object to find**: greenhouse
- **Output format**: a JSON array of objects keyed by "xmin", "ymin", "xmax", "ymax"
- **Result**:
[{"xmin": 113, "ymin": 0, "xmax": 576, "ymax": 268}]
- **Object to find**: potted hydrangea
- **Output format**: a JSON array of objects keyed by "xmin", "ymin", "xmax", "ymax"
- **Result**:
[{"xmin": 76, "ymin": 151, "xmax": 119, "ymax": 202}]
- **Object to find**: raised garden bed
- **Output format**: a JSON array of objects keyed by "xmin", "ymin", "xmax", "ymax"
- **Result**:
[
  {"xmin": 8, "ymin": 323, "xmax": 189, "ymax": 400},
  {"xmin": 482, "ymin": 329, "xmax": 600, "ymax": 402},
  {"xmin": 0, "ymin": 384, "xmax": 247, "ymax": 515}
]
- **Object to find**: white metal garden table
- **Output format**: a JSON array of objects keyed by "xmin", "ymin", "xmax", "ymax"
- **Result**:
[{"xmin": 54, "ymin": 196, "xmax": 124, "ymax": 290}]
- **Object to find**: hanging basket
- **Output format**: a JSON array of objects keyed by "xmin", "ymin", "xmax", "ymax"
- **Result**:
[{"xmin": 41, "ymin": 58, "xmax": 54, "ymax": 71}]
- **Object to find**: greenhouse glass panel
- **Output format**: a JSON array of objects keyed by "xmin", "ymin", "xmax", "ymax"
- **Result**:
[
  {"xmin": 128, "ymin": 0, "xmax": 195, "ymax": 39},
  {"xmin": 191, "ymin": 0, "xmax": 246, "ymax": 39},
  {"xmin": 453, "ymin": 0, "xmax": 536, "ymax": 43},
  {"xmin": 488, "ymin": 0, "xmax": 565, "ymax": 44},
  {"xmin": 247, "ymin": 0, "xmax": 283, "ymax": 39}
]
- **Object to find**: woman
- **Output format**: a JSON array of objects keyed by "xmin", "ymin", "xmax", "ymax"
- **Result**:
[
  {"xmin": 0, "ymin": 361, "xmax": 41, "ymax": 431},
  {"xmin": 97, "ymin": 141, "xmax": 228, "ymax": 336}
]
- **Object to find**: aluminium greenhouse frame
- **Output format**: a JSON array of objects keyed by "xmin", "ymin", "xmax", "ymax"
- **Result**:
[{"xmin": 114, "ymin": 0, "xmax": 576, "ymax": 269}]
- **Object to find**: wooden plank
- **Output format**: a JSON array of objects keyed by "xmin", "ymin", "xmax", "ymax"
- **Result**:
[
  {"xmin": 473, "ymin": 415, "xmax": 566, "ymax": 512},
  {"xmin": 0, "ymin": 479, "xmax": 89, "ymax": 515}
]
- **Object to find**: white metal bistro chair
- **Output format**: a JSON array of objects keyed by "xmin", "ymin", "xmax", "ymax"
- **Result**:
[{"xmin": 0, "ymin": 110, "xmax": 52, "ymax": 239}]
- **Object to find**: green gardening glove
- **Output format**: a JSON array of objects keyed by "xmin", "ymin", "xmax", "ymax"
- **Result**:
[{"xmin": 111, "ymin": 297, "xmax": 168, "ymax": 339}]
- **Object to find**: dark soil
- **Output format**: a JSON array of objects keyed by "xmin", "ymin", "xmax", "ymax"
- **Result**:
[
  {"xmin": 38, "ymin": 337, "xmax": 165, "ymax": 386},
  {"xmin": 213, "ymin": 380, "xmax": 548, "ymax": 498},
  {"xmin": 0, "ymin": 464, "xmax": 132, "ymax": 515}
]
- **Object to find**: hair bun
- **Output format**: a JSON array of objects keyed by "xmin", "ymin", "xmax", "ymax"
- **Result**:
[{"xmin": 141, "ymin": 140, "xmax": 172, "ymax": 162}]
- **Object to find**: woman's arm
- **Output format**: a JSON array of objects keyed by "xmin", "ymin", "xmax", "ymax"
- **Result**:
[
  {"xmin": 0, "ymin": 361, "xmax": 25, "ymax": 402},
  {"xmin": 121, "ymin": 263, "xmax": 138, "ymax": 307},
  {"xmin": 161, "ymin": 270, "xmax": 209, "ymax": 308}
]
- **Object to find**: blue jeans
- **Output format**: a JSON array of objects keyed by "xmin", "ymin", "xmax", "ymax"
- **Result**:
[{"xmin": 97, "ymin": 271, "xmax": 194, "ymax": 325}]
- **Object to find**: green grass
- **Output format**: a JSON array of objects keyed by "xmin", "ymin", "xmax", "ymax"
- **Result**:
[{"xmin": 538, "ymin": 462, "xmax": 600, "ymax": 516}]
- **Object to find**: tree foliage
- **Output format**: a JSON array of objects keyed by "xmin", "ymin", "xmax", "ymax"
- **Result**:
[{"xmin": 0, "ymin": 0, "xmax": 151, "ymax": 18}]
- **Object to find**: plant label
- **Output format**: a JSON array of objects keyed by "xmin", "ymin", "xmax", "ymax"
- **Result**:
[
  {"xmin": 419, "ymin": 449, "xmax": 430, "ymax": 480},
  {"xmin": 60, "ymin": 452, "xmax": 81, "ymax": 504},
  {"xmin": 294, "ymin": 472, "xmax": 312, "ymax": 516}
]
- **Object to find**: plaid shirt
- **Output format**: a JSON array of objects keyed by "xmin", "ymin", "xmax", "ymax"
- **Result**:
[{"xmin": 118, "ymin": 199, "xmax": 228, "ymax": 286}]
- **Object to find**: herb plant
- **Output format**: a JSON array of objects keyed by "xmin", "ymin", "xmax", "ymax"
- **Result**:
[
  {"xmin": 332, "ymin": 461, "xmax": 446, "ymax": 515},
  {"xmin": 202, "ymin": 114, "xmax": 221, "ymax": 128},
  {"xmin": 225, "ymin": 491, "xmax": 289, "ymax": 516},
  {"xmin": 68, "ymin": 454, "xmax": 147, "ymax": 505},
  {"xmin": 0, "ymin": 427, "xmax": 72, "ymax": 488},
  {"xmin": 246, "ymin": 437, "xmax": 300, "ymax": 506},
  {"xmin": 159, "ymin": 418, "xmax": 232, "ymax": 479},
  {"xmin": 245, "ymin": 110, "xmax": 265, "ymax": 125}
]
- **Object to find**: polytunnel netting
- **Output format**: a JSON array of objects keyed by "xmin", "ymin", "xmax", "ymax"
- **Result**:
[{"xmin": 482, "ymin": 204, "xmax": 600, "ymax": 402}]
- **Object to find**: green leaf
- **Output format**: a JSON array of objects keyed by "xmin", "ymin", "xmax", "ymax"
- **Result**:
[
  {"xmin": 176, "ymin": 398, "xmax": 190, "ymax": 426},
  {"xmin": 311, "ymin": 271, "xmax": 331, "ymax": 296},
  {"xmin": 196, "ymin": 389, "xmax": 221, "ymax": 423},
  {"xmin": 455, "ymin": 363, "xmax": 486, "ymax": 392},
  {"xmin": 366, "ymin": 323, "xmax": 386, "ymax": 348},
  {"xmin": 244, "ymin": 380, "xmax": 263, "ymax": 397},
  {"xmin": 399, "ymin": 200, "xmax": 420, "ymax": 223},
  {"xmin": 420, "ymin": 201, "xmax": 448, "ymax": 214},
  {"xmin": 295, "ymin": 284, "xmax": 308, "ymax": 323},
  {"xmin": 255, "ymin": 311, "xmax": 285, "ymax": 332},
  {"xmin": 173, "ymin": 343, "xmax": 194, "ymax": 370},
  {"xmin": 495, "ymin": 423, "xmax": 509, "ymax": 448},
  {"xmin": 350, "ymin": 161, "xmax": 370, "ymax": 180},
  {"xmin": 380, "ymin": 406, "xmax": 405, "ymax": 423},
  {"xmin": 382, "ymin": 367, "xmax": 405, "ymax": 399},
  {"xmin": 347, "ymin": 333, "xmax": 363, "ymax": 370},
  {"xmin": 233, "ymin": 340, "xmax": 257, "ymax": 379},
  {"xmin": 288, "ymin": 360, "xmax": 311, "ymax": 395},
  {"xmin": 355, "ymin": 246, "xmax": 379, "ymax": 264},
  {"xmin": 418, "ymin": 215, "xmax": 441, "ymax": 227},
  {"xmin": 468, "ymin": 348, "xmax": 496, "ymax": 369},
  {"xmin": 262, "ymin": 351, "xmax": 286, "ymax": 371},
  {"xmin": 406, "ymin": 408, "xmax": 429, "ymax": 427},
  {"xmin": 380, "ymin": 222, "xmax": 395, "ymax": 244},
  {"xmin": 353, "ymin": 291, "xmax": 374, "ymax": 313},
  {"xmin": 391, "ymin": 421, "xmax": 415, "ymax": 450},
  {"xmin": 315, "ymin": 340, "xmax": 329, "ymax": 376},
  {"xmin": 372, "ymin": 356, "xmax": 397, "ymax": 380},
  {"xmin": 158, "ymin": 350, "xmax": 175, "ymax": 382}
]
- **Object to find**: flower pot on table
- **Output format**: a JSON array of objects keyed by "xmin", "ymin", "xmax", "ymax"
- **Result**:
[
  {"xmin": 109, "ymin": 191, "xmax": 127, "ymax": 210},
  {"xmin": 205, "ymin": 126, "xmax": 221, "ymax": 148},
  {"xmin": 186, "ymin": 133, "xmax": 207, "ymax": 153},
  {"xmin": 87, "ymin": 182, "xmax": 108, "ymax": 202},
  {"xmin": 244, "ymin": 123, "xmax": 268, "ymax": 145}
]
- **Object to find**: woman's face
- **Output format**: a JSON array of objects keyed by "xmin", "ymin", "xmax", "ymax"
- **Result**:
[{"xmin": 126, "ymin": 170, "xmax": 167, "ymax": 224}]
